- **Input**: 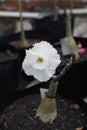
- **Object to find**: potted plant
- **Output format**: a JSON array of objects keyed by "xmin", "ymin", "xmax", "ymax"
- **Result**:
[{"xmin": 0, "ymin": 1, "xmax": 87, "ymax": 129}]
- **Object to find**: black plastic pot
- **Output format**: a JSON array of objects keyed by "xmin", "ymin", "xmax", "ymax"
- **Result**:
[
  {"xmin": 36, "ymin": 14, "xmax": 74, "ymax": 43},
  {"xmin": 0, "ymin": 44, "xmax": 22, "ymax": 102}
]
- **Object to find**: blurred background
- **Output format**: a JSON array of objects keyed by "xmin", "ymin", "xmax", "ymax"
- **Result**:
[{"xmin": 0, "ymin": 0, "xmax": 87, "ymax": 38}]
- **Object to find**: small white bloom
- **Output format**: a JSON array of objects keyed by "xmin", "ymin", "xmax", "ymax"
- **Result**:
[{"xmin": 22, "ymin": 41, "xmax": 61, "ymax": 82}]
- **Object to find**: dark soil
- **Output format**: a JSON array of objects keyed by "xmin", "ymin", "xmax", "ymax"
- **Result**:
[{"xmin": 0, "ymin": 93, "xmax": 87, "ymax": 130}]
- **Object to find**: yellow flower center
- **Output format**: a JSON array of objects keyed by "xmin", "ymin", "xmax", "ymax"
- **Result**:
[{"xmin": 37, "ymin": 57, "xmax": 43, "ymax": 63}]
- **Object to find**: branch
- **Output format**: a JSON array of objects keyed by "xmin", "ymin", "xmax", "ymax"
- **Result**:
[{"xmin": 52, "ymin": 56, "xmax": 73, "ymax": 83}]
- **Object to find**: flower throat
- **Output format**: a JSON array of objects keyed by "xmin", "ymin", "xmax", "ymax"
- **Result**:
[{"xmin": 37, "ymin": 57, "xmax": 43, "ymax": 63}]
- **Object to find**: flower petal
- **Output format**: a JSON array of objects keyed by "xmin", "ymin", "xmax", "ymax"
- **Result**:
[
  {"xmin": 33, "ymin": 69, "xmax": 53, "ymax": 82},
  {"xmin": 22, "ymin": 41, "xmax": 61, "ymax": 82}
]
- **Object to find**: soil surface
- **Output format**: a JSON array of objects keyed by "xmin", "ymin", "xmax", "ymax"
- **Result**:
[{"xmin": 0, "ymin": 93, "xmax": 87, "ymax": 130}]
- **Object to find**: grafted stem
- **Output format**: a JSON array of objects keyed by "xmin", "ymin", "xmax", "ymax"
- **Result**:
[{"xmin": 35, "ymin": 57, "xmax": 73, "ymax": 123}]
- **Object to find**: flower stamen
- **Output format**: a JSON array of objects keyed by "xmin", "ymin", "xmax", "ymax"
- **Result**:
[{"xmin": 37, "ymin": 57, "xmax": 43, "ymax": 63}]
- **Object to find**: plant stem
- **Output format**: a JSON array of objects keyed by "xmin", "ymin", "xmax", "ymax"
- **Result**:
[
  {"xmin": 35, "ymin": 57, "xmax": 73, "ymax": 123},
  {"xmin": 54, "ymin": 57, "xmax": 73, "ymax": 81},
  {"xmin": 18, "ymin": 0, "xmax": 29, "ymax": 48},
  {"xmin": 70, "ymin": 0, "xmax": 74, "ymax": 15},
  {"xmin": 46, "ymin": 57, "xmax": 73, "ymax": 98},
  {"xmin": 46, "ymin": 78, "xmax": 58, "ymax": 98},
  {"xmin": 62, "ymin": 0, "xmax": 67, "ymax": 14},
  {"xmin": 66, "ymin": 13, "xmax": 72, "ymax": 37},
  {"xmin": 53, "ymin": 0, "xmax": 58, "ymax": 21},
  {"xmin": 65, "ymin": 12, "xmax": 80, "ymax": 60}
]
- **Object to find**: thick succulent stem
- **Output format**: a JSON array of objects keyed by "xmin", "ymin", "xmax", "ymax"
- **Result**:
[
  {"xmin": 65, "ymin": 12, "xmax": 80, "ymax": 60},
  {"xmin": 18, "ymin": 0, "xmax": 29, "ymax": 48},
  {"xmin": 35, "ymin": 96, "xmax": 57, "ymax": 123},
  {"xmin": 35, "ymin": 57, "xmax": 73, "ymax": 123},
  {"xmin": 46, "ymin": 79, "xmax": 58, "ymax": 98}
]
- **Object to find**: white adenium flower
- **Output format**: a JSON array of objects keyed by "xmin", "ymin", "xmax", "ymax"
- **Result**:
[{"xmin": 22, "ymin": 41, "xmax": 61, "ymax": 82}]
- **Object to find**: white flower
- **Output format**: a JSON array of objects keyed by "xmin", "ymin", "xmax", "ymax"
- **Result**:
[{"xmin": 22, "ymin": 41, "xmax": 61, "ymax": 82}]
